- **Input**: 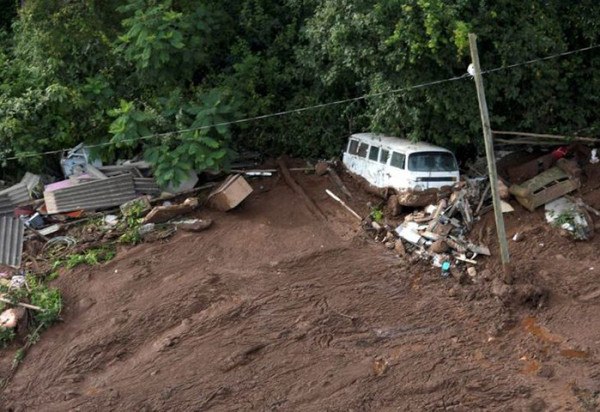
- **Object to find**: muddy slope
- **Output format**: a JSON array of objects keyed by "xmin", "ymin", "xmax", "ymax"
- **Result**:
[{"xmin": 1, "ymin": 171, "xmax": 599, "ymax": 411}]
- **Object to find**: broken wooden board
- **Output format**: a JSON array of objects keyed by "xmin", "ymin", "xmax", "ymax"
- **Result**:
[{"xmin": 143, "ymin": 198, "xmax": 199, "ymax": 224}]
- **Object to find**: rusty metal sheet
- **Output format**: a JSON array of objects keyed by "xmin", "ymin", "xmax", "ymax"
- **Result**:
[
  {"xmin": 0, "ymin": 216, "xmax": 24, "ymax": 268},
  {"xmin": 44, "ymin": 174, "xmax": 136, "ymax": 214}
]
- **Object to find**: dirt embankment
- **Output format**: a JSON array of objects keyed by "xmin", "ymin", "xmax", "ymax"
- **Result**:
[{"xmin": 1, "ymin": 166, "xmax": 600, "ymax": 411}]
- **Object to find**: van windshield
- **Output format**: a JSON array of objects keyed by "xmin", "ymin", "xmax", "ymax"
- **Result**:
[{"xmin": 407, "ymin": 152, "xmax": 457, "ymax": 172}]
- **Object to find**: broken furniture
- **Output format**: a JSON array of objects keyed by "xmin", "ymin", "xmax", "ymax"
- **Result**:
[{"xmin": 509, "ymin": 166, "xmax": 580, "ymax": 212}]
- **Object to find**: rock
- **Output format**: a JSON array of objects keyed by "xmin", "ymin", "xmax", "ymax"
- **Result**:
[
  {"xmin": 512, "ymin": 232, "xmax": 524, "ymax": 242},
  {"xmin": 394, "ymin": 240, "xmax": 406, "ymax": 256},
  {"xmin": 387, "ymin": 195, "xmax": 401, "ymax": 217},
  {"xmin": 0, "ymin": 308, "xmax": 25, "ymax": 328},
  {"xmin": 396, "ymin": 188, "xmax": 439, "ymax": 207},
  {"xmin": 372, "ymin": 357, "xmax": 389, "ymax": 376},
  {"xmin": 467, "ymin": 267, "xmax": 477, "ymax": 278},
  {"xmin": 430, "ymin": 239, "xmax": 449, "ymax": 253},
  {"xmin": 173, "ymin": 218, "xmax": 213, "ymax": 232},
  {"xmin": 120, "ymin": 196, "xmax": 152, "ymax": 217},
  {"xmin": 384, "ymin": 241, "xmax": 395, "ymax": 250},
  {"xmin": 315, "ymin": 161, "xmax": 330, "ymax": 176}
]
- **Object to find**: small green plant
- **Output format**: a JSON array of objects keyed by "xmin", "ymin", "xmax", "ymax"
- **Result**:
[
  {"xmin": 66, "ymin": 247, "xmax": 116, "ymax": 269},
  {"xmin": 370, "ymin": 206, "xmax": 384, "ymax": 222},
  {"xmin": 13, "ymin": 348, "xmax": 25, "ymax": 366},
  {"xmin": 27, "ymin": 275, "xmax": 62, "ymax": 328},
  {"xmin": 118, "ymin": 227, "xmax": 142, "ymax": 245},
  {"xmin": 45, "ymin": 271, "xmax": 60, "ymax": 281},
  {"xmin": 0, "ymin": 328, "xmax": 16, "ymax": 349}
]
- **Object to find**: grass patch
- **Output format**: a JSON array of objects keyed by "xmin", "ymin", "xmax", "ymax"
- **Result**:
[{"xmin": 66, "ymin": 247, "xmax": 116, "ymax": 269}]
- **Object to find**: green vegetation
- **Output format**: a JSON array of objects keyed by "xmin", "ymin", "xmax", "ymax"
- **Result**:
[
  {"xmin": 0, "ymin": 274, "xmax": 63, "ymax": 348},
  {"xmin": 65, "ymin": 247, "xmax": 116, "ymax": 269},
  {"xmin": 370, "ymin": 206, "xmax": 384, "ymax": 223},
  {"xmin": 0, "ymin": 1, "xmax": 599, "ymax": 182}
]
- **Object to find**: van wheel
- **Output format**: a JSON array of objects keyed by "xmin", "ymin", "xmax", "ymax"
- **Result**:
[{"xmin": 387, "ymin": 195, "xmax": 402, "ymax": 217}]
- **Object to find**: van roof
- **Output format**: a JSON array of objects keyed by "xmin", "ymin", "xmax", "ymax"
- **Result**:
[{"xmin": 349, "ymin": 133, "xmax": 452, "ymax": 154}]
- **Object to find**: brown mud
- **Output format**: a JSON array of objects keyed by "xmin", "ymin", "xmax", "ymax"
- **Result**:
[{"xmin": 1, "ymin": 163, "xmax": 599, "ymax": 411}]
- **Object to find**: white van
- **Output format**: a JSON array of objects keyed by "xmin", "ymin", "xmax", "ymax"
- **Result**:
[{"xmin": 342, "ymin": 133, "xmax": 459, "ymax": 190}]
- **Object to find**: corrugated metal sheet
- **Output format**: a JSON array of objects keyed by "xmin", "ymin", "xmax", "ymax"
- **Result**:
[
  {"xmin": 134, "ymin": 178, "xmax": 162, "ymax": 196},
  {"xmin": 0, "ymin": 216, "xmax": 24, "ymax": 268},
  {"xmin": 21, "ymin": 172, "xmax": 40, "ymax": 192},
  {"xmin": 44, "ymin": 174, "xmax": 137, "ymax": 214},
  {"xmin": 0, "ymin": 183, "xmax": 31, "ymax": 216}
]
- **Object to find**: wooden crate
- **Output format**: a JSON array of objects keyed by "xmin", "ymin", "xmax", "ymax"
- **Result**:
[
  {"xmin": 208, "ymin": 174, "xmax": 253, "ymax": 211},
  {"xmin": 509, "ymin": 167, "xmax": 580, "ymax": 211}
]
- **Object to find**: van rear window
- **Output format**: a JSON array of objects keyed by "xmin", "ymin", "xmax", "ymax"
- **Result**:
[
  {"xmin": 348, "ymin": 140, "xmax": 358, "ymax": 155},
  {"xmin": 390, "ymin": 152, "xmax": 405, "ymax": 169},
  {"xmin": 379, "ymin": 149, "xmax": 389, "ymax": 164},
  {"xmin": 408, "ymin": 152, "xmax": 457, "ymax": 172},
  {"xmin": 368, "ymin": 146, "xmax": 379, "ymax": 161},
  {"xmin": 357, "ymin": 143, "xmax": 368, "ymax": 158}
]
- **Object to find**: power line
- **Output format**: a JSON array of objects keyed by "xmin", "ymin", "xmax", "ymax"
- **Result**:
[
  {"xmin": 482, "ymin": 44, "xmax": 600, "ymax": 74},
  {"xmin": 2, "ymin": 43, "xmax": 599, "ymax": 163}
]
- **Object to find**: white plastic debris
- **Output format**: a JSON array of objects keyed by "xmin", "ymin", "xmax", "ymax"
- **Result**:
[
  {"xmin": 591, "ymin": 149, "xmax": 599, "ymax": 164},
  {"xmin": 395, "ymin": 222, "xmax": 422, "ymax": 245},
  {"xmin": 425, "ymin": 204, "xmax": 437, "ymax": 214},
  {"xmin": 545, "ymin": 197, "xmax": 591, "ymax": 240},
  {"xmin": 104, "ymin": 214, "xmax": 119, "ymax": 226},
  {"xmin": 9, "ymin": 275, "xmax": 26, "ymax": 290}
]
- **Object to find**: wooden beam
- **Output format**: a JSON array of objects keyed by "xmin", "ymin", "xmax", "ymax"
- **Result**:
[{"xmin": 493, "ymin": 130, "xmax": 600, "ymax": 144}]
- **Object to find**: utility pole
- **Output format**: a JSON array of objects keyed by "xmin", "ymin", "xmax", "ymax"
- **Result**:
[{"xmin": 468, "ymin": 33, "xmax": 511, "ymax": 281}]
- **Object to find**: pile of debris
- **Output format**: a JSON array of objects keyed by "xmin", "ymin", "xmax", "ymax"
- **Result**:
[
  {"xmin": 365, "ymin": 180, "xmax": 491, "ymax": 280},
  {"xmin": 0, "ymin": 144, "xmax": 255, "ymax": 272},
  {"xmin": 360, "ymin": 143, "xmax": 600, "ymax": 279}
]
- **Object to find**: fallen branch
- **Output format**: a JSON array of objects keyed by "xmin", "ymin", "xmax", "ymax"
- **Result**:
[{"xmin": 0, "ymin": 296, "xmax": 44, "ymax": 312}]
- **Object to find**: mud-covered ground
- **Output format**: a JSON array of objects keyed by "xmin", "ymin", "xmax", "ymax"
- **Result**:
[{"xmin": 1, "ymin": 165, "xmax": 599, "ymax": 411}]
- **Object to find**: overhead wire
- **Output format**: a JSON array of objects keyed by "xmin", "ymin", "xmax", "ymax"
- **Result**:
[{"xmin": 2, "ymin": 43, "xmax": 599, "ymax": 163}]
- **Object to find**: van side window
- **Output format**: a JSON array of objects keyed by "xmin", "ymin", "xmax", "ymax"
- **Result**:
[
  {"xmin": 357, "ymin": 142, "xmax": 368, "ymax": 158},
  {"xmin": 348, "ymin": 139, "xmax": 359, "ymax": 155},
  {"xmin": 368, "ymin": 146, "xmax": 379, "ymax": 161},
  {"xmin": 390, "ymin": 152, "xmax": 405, "ymax": 169},
  {"xmin": 379, "ymin": 149, "xmax": 389, "ymax": 164}
]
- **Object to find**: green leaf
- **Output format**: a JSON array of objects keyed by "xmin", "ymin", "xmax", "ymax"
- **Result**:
[{"xmin": 201, "ymin": 136, "xmax": 220, "ymax": 149}]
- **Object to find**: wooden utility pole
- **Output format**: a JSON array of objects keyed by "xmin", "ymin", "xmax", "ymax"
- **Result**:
[{"xmin": 468, "ymin": 33, "xmax": 511, "ymax": 279}]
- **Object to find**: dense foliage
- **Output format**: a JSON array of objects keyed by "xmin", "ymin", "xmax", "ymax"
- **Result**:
[{"xmin": 0, "ymin": 1, "xmax": 598, "ymax": 183}]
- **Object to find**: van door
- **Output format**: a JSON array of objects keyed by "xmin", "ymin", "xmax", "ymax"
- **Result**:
[
  {"xmin": 376, "ymin": 148, "xmax": 390, "ymax": 187},
  {"xmin": 388, "ymin": 151, "xmax": 409, "ymax": 189}
]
